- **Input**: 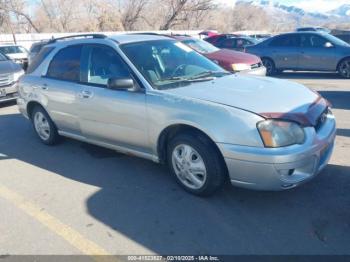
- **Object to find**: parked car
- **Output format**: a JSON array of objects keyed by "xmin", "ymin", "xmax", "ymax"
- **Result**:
[
  {"xmin": 28, "ymin": 40, "xmax": 48, "ymax": 65},
  {"xmin": 248, "ymin": 34, "xmax": 272, "ymax": 41},
  {"xmin": 171, "ymin": 35, "xmax": 266, "ymax": 75},
  {"xmin": 0, "ymin": 44, "xmax": 29, "ymax": 69},
  {"xmin": 204, "ymin": 34, "xmax": 239, "ymax": 46},
  {"xmin": 17, "ymin": 34, "xmax": 336, "ymax": 196},
  {"xmin": 245, "ymin": 32, "xmax": 350, "ymax": 78},
  {"xmin": 212, "ymin": 36, "xmax": 260, "ymax": 52},
  {"xmin": 296, "ymin": 27, "xmax": 331, "ymax": 34},
  {"xmin": 0, "ymin": 52, "xmax": 24, "ymax": 103}
]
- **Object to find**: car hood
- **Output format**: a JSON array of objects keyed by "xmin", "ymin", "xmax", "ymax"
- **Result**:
[
  {"xmin": 6, "ymin": 53, "xmax": 27, "ymax": 60},
  {"xmin": 0, "ymin": 60, "xmax": 22, "ymax": 74},
  {"xmin": 205, "ymin": 49, "xmax": 260, "ymax": 65},
  {"xmin": 164, "ymin": 74, "xmax": 327, "ymax": 126}
]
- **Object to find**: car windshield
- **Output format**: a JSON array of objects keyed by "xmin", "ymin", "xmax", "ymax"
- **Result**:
[
  {"xmin": 0, "ymin": 53, "xmax": 8, "ymax": 61},
  {"xmin": 0, "ymin": 45, "xmax": 26, "ymax": 54},
  {"xmin": 120, "ymin": 40, "xmax": 229, "ymax": 89},
  {"xmin": 181, "ymin": 39, "xmax": 219, "ymax": 54},
  {"xmin": 324, "ymin": 34, "xmax": 350, "ymax": 47},
  {"xmin": 246, "ymin": 37, "xmax": 260, "ymax": 44}
]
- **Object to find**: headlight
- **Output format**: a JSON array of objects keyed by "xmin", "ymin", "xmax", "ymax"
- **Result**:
[
  {"xmin": 257, "ymin": 120, "xmax": 305, "ymax": 148},
  {"xmin": 13, "ymin": 70, "xmax": 25, "ymax": 82},
  {"xmin": 232, "ymin": 63, "xmax": 251, "ymax": 71}
]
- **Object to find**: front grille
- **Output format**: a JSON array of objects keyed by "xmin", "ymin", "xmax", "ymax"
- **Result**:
[
  {"xmin": 0, "ymin": 73, "xmax": 14, "ymax": 87},
  {"xmin": 251, "ymin": 62, "xmax": 262, "ymax": 69},
  {"xmin": 315, "ymin": 108, "xmax": 329, "ymax": 132}
]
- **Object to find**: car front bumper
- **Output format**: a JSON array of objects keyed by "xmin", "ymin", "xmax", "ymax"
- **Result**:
[
  {"xmin": 0, "ymin": 83, "xmax": 18, "ymax": 103},
  {"xmin": 238, "ymin": 66, "xmax": 267, "ymax": 76},
  {"xmin": 217, "ymin": 114, "xmax": 336, "ymax": 191}
]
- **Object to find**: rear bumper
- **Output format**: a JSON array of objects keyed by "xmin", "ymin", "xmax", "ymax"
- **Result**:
[
  {"xmin": 217, "ymin": 115, "xmax": 336, "ymax": 191},
  {"xmin": 238, "ymin": 66, "xmax": 267, "ymax": 76}
]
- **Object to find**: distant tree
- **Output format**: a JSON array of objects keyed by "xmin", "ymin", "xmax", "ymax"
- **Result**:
[
  {"xmin": 158, "ymin": 0, "xmax": 216, "ymax": 30},
  {"xmin": 120, "ymin": 0, "xmax": 148, "ymax": 31},
  {"xmin": 0, "ymin": 0, "xmax": 40, "ymax": 32},
  {"xmin": 231, "ymin": 3, "xmax": 271, "ymax": 31}
]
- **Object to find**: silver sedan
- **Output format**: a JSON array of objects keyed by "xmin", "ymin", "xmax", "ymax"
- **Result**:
[
  {"xmin": 246, "ymin": 31, "xmax": 350, "ymax": 78},
  {"xmin": 17, "ymin": 34, "xmax": 336, "ymax": 196}
]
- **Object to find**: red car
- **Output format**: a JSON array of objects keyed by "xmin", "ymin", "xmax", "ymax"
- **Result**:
[{"xmin": 171, "ymin": 35, "xmax": 266, "ymax": 76}]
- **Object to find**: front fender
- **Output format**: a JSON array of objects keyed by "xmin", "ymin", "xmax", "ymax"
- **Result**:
[{"xmin": 146, "ymin": 91, "xmax": 264, "ymax": 155}]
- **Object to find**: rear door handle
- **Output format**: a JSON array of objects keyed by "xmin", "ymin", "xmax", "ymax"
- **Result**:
[{"xmin": 80, "ymin": 90, "xmax": 93, "ymax": 99}]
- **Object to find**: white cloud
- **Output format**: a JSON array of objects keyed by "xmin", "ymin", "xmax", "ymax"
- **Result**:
[{"xmin": 292, "ymin": 0, "xmax": 349, "ymax": 13}]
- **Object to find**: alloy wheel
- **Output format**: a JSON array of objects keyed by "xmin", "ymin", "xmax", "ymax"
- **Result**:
[{"xmin": 339, "ymin": 60, "xmax": 350, "ymax": 78}]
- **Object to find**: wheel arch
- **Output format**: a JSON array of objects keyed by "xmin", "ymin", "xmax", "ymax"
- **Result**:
[
  {"xmin": 261, "ymin": 56, "xmax": 275, "ymax": 65},
  {"xmin": 336, "ymin": 56, "xmax": 350, "ymax": 71},
  {"xmin": 26, "ymin": 101, "xmax": 54, "ymax": 122},
  {"xmin": 156, "ymin": 124, "xmax": 228, "ymax": 175}
]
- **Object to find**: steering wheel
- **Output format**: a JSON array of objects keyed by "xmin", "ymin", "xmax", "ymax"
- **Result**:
[{"xmin": 170, "ymin": 64, "xmax": 187, "ymax": 78}]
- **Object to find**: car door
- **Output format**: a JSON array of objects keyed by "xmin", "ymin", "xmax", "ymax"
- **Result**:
[
  {"xmin": 267, "ymin": 34, "xmax": 301, "ymax": 69},
  {"xmin": 299, "ymin": 34, "xmax": 337, "ymax": 70},
  {"xmin": 77, "ymin": 44, "xmax": 149, "ymax": 152},
  {"xmin": 43, "ymin": 44, "xmax": 86, "ymax": 136}
]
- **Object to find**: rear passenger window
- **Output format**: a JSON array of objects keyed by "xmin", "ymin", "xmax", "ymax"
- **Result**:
[
  {"xmin": 26, "ymin": 46, "xmax": 54, "ymax": 74},
  {"xmin": 221, "ymin": 39, "xmax": 236, "ymax": 48},
  {"xmin": 47, "ymin": 45, "xmax": 82, "ymax": 82},
  {"xmin": 269, "ymin": 35, "xmax": 300, "ymax": 47}
]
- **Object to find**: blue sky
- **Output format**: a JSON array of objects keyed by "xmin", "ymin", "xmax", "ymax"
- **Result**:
[{"xmin": 217, "ymin": 0, "xmax": 349, "ymax": 12}]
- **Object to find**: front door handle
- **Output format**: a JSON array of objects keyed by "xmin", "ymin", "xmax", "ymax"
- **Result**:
[{"xmin": 80, "ymin": 90, "xmax": 93, "ymax": 99}]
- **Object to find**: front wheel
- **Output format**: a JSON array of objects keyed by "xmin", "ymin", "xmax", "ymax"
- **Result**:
[
  {"xmin": 261, "ymin": 58, "xmax": 276, "ymax": 76},
  {"xmin": 167, "ymin": 133, "xmax": 226, "ymax": 196},
  {"xmin": 338, "ymin": 59, "xmax": 350, "ymax": 78}
]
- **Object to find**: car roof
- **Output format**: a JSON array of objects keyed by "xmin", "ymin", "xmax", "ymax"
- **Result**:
[
  {"xmin": 109, "ymin": 34, "xmax": 172, "ymax": 44},
  {"xmin": 46, "ymin": 33, "xmax": 175, "ymax": 48},
  {"xmin": 275, "ymin": 31, "xmax": 328, "ymax": 37}
]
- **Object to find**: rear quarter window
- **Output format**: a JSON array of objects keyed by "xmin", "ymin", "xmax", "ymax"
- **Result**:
[{"xmin": 27, "ymin": 46, "xmax": 55, "ymax": 74}]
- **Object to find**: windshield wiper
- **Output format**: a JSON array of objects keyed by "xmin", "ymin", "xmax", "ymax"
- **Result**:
[
  {"xmin": 159, "ymin": 70, "xmax": 231, "ymax": 84},
  {"xmin": 188, "ymin": 70, "xmax": 231, "ymax": 80}
]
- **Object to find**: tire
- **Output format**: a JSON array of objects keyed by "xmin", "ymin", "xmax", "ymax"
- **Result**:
[
  {"xmin": 338, "ymin": 58, "xmax": 350, "ymax": 79},
  {"xmin": 261, "ymin": 57, "xmax": 276, "ymax": 76},
  {"xmin": 275, "ymin": 69, "xmax": 284, "ymax": 75},
  {"xmin": 167, "ymin": 132, "xmax": 226, "ymax": 196},
  {"xmin": 31, "ymin": 106, "xmax": 60, "ymax": 145}
]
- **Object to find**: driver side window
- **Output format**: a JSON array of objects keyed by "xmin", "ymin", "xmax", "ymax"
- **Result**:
[{"xmin": 81, "ymin": 45, "xmax": 131, "ymax": 86}]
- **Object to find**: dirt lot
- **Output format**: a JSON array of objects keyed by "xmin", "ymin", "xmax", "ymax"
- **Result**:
[{"xmin": 0, "ymin": 72, "xmax": 349, "ymax": 257}]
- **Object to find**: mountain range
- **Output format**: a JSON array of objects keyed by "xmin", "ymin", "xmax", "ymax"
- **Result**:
[{"xmin": 236, "ymin": 0, "xmax": 350, "ymax": 24}]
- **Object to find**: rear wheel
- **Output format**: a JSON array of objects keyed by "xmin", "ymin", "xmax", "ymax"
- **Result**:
[
  {"xmin": 262, "ymin": 57, "xmax": 276, "ymax": 76},
  {"xmin": 167, "ymin": 133, "xmax": 226, "ymax": 196},
  {"xmin": 338, "ymin": 58, "xmax": 350, "ymax": 78},
  {"xmin": 31, "ymin": 106, "xmax": 60, "ymax": 145}
]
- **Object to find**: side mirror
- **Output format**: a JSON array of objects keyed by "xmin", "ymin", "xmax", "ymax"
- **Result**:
[
  {"xmin": 324, "ymin": 42, "xmax": 334, "ymax": 48},
  {"xmin": 107, "ymin": 78, "xmax": 134, "ymax": 90}
]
